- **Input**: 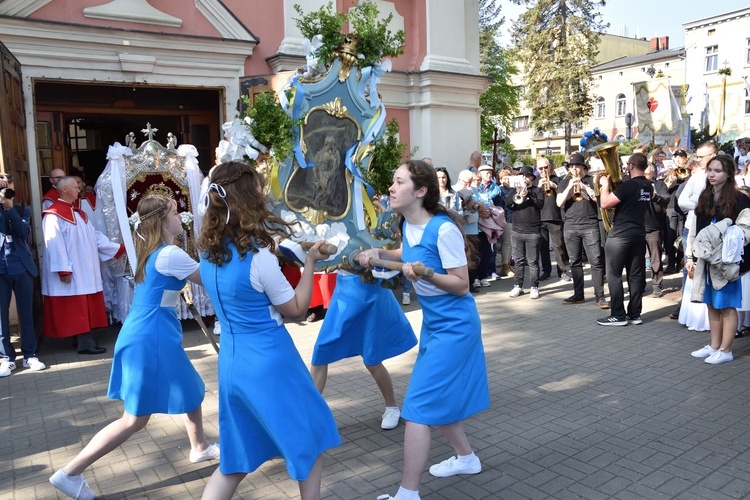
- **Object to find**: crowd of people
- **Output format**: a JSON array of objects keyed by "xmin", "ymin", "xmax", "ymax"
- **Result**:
[{"xmin": 0, "ymin": 134, "xmax": 747, "ymax": 498}]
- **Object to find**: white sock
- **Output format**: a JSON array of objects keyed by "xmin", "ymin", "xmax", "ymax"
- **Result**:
[
  {"xmin": 385, "ymin": 406, "xmax": 399, "ymax": 412},
  {"xmin": 394, "ymin": 486, "xmax": 420, "ymax": 500},
  {"xmin": 457, "ymin": 452, "xmax": 478, "ymax": 464}
]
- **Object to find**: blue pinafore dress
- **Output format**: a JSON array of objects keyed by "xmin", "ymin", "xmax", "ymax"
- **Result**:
[
  {"xmin": 401, "ymin": 214, "xmax": 490, "ymax": 426},
  {"xmin": 200, "ymin": 245, "xmax": 341, "ymax": 479},
  {"xmin": 108, "ymin": 246, "xmax": 205, "ymax": 416},
  {"xmin": 312, "ymin": 273, "xmax": 417, "ymax": 366}
]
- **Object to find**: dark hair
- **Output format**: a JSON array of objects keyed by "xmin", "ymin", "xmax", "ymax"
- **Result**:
[
  {"xmin": 696, "ymin": 141, "xmax": 718, "ymax": 154},
  {"xmin": 628, "ymin": 152, "xmax": 648, "ymax": 171},
  {"xmin": 695, "ymin": 155, "xmax": 737, "ymax": 220},
  {"xmin": 434, "ymin": 167, "xmax": 455, "ymax": 194},
  {"xmin": 198, "ymin": 161, "xmax": 293, "ymax": 265}
]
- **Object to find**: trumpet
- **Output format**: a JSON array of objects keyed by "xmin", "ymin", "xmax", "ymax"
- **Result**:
[
  {"xmin": 571, "ymin": 177, "xmax": 584, "ymax": 202},
  {"xmin": 675, "ymin": 166, "xmax": 690, "ymax": 180},
  {"xmin": 513, "ymin": 185, "xmax": 527, "ymax": 204},
  {"xmin": 541, "ymin": 174, "xmax": 554, "ymax": 196}
]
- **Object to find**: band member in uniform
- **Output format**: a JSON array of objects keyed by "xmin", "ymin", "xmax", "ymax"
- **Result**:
[
  {"xmin": 506, "ymin": 166, "xmax": 544, "ymax": 299},
  {"xmin": 556, "ymin": 153, "xmax": 607, "ymax": 308},
  {"xmin": 596, "ymin": 152, "xmax": 653, "ymax": 326}
]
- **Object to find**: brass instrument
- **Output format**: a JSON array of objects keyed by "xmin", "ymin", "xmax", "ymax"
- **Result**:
[
  {"xmin": 513, "ymin": 186, "xmax": 526, "ymax": 204},
  {"xmin": 675, "ymin": 166, "xmax": 690, "ymax": 180},
  {"xmin": 571, "ymin": 175, "xmax": 584, "ymax": 202},
  {"xmin": 541, "ymin": 174, "xmax": 554, "ymax": 196},
  {"xmin": 590, "ymin": 141, "xmax": 622, "ymax": 231}
]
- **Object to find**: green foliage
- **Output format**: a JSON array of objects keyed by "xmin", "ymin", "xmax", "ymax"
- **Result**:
[
  {"xmin": 616, "ymin": 138, "xmax": 641, "ymax": 156},
  {"xmin": 293, "ymin": 0, "xmax": 404, "ymax": 70},
  {"xmin": 367, "ymin": 119, "xmax": 414, "ymax": 195},
  {"xmin": 511, "ymin": 0, "xmax": 608, "ymax": 154},
  {"xmin": 349, "ymin": 0, "xmax": 405, "ymax": 68},
  {"xmin": 515, "ymin": 155, "xmax": 537, "ymax": 167},
  {"xmin": 241, "ymin": 91, "xmax": 300, "ymax": 163}
]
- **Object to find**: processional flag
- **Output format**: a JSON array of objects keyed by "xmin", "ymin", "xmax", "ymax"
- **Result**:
[{"xmin": 634, "ymin": 80, "xmax": 682, "ymax": 137}]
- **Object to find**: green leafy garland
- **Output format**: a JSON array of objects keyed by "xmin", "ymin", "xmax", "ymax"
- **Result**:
[
  {"xmin": 241, "ymin": 91, "xmax": 300, "ymax": 163},
  {"xmin": 293, "ymin": 0, "xmax": 404, "ymax": 70}
]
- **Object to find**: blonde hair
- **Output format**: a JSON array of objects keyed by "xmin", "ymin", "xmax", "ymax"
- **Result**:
[{"xmin": 134, "ymin": 195, "xmax": 174, "ymax": 283}]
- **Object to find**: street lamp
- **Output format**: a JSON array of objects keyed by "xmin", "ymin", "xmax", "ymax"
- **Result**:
[
  {"xmin": 546, "ymin": 132, "xmax": 552, "ymax": 155},
  {"xmin": 625, "ymin": 113, "xmax": 633, "ymax": 141}
]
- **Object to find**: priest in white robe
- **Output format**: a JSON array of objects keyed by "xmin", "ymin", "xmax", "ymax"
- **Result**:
[{"xmin": 42, "ymin": 177, "xmax": 124, "ymax": 354}]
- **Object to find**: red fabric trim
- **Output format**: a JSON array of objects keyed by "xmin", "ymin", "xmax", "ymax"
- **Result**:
[
  {"xmin": 114, "ymin": 245, "xmax": 125, "ymax": 259},
  {"xmin": 43, "ymin": 292, "xmax": 108, "ymax": 338},
  {"xmin": 42, "ymin": 188, "xmax": 58, "ymax": 203},
  {"xmin": 279, "ymin": 266, "xmax": 336, "ymax": 308},
  {"xmin": 85, "ymin": 192, "xmax": 97, "ymax": 209},
  {"xmin": 43, "ymin": 200, "xmax": 88, "ymax": 224},
  {"xmin": 58, "ymin": 271, "xmax": 72, "ymax": 277}
]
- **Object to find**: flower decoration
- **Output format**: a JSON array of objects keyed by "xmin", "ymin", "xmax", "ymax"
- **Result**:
[
  {"xmin": 580, "ymin": 127, "xmax": 609, "ymax": 150},
  {"xmin": 179, "ymin": 211, "xmax": 194, "ymax": 232},
  {"xmin": 718, "ymin": 67, "xmax": 732, "ymax": 77},
  {"xmin": 645, "ymin": 66, "xmax": 656, "ymax": 78},
  {"xmin": 128, "ymin": 212, "xmax": 141, "ymax": 231}
]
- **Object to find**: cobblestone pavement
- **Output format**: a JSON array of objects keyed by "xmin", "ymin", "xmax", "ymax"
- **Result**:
[{"xmin": 2, "ymin": 271, "xmax": 750, "ymax": 499}]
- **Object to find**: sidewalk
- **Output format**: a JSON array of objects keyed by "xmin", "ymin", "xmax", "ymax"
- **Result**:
[{"xmin": 2, "ymin": 271, "xmax": 750, "ymax": 499}]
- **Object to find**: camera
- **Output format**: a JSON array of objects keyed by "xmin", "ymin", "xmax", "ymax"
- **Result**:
[{"xmin": 0, "ymin": 188, "xmax": 15, "ymax": 199}]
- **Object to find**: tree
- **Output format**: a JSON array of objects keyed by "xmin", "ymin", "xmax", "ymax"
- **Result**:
[
  {"xmin": 479, "ymin": 0, "xmax": 520, "ymax": 147},
  {"xmin": 511, "ymin": 0, "xmax": 607, "ymax": 154}
]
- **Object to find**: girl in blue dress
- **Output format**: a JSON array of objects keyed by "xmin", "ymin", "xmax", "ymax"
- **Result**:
[
  {"xmin": 687, "ymin": 154, "xmax": 750, "ymax": 365},
  {"xmin": 358, "ymin": 159, "xmax": 489, "ymax": 500},
  {"xmin": 198, "ymin": 161, "xmax": 340, "ymax": 500},
  {"xmin": 50, "ymin": 195, "xmax": 218, "ymax": 500}
]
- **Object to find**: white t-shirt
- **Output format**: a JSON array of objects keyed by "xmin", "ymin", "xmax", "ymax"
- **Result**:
[
  {"xmin": 249, "ymin": 247, "xmax": 296, "ymax": 325},
  {"xmin": 154, "ymin": 245, "xmax": 199, "ymax": 279},
  {"xmin": 404, "ymin": 219, "xmax": 466, "ymax": 297}
]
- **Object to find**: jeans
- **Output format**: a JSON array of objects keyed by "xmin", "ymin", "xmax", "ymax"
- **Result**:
[
  {"xmin": 539, "ymin": 221, "xmax": 570, "ymax": 276},
  {"xmin": 605, "ymin": 235, "xmax": 647, "ymax": 319},
  {"xmin": 563, "ymin": 227, "xmax": 605, "ymax": 299},
  {"xmin": 512, "ymin": 231, "xmax": 540, "ymax": 288},
  {"xmin": 477, "ymin": 232, "xmax": 492, "ymax": 280},
  {"xmin": 0, "ymin": 272, "xmax": 37, "ymax": 361}
]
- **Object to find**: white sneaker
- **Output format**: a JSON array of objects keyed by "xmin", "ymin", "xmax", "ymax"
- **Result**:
[
  {"xmin": 381, "ymin": 407, "xmax": 400, "ymax": 430},
  {"xmin": 509, "ymin": 286, "xmax": 524, "ymax": 298},
  {"xmin": 560, "ymin": 272, "xmax": 571, "ymax": 282},
  {"xmin": 23, "ymin": 357, "xmax": 46, "ymax": 371},
  {"xmin": 189, "ymin": 443, "xmax": 220, "ymax": 463},
  {"xmin": 0, "ymin": 357, "xmax": 16, "ymax": 377},
  {"xmin": 491, "ymin": 272, "xmax": 500, "ymax": 280},
  {"xmin": 473, "ymin": 279, "xmax": 481, "ymax": 288},
  {"xmin": 705, "ymin": 350, "xmax": 733, "ymax": 364},
  {"xmin": 401, "ymin": 293, "xmax": 411, "ymax": 305},
  {"xmin": 213, "ymin": 321, "xmax": 221, "ymax": 335},
  {"xmin": 479, "ymin": 279, "xmax": 490, "ymax": 287},
  {"xmin": 429, "ymin": 454, "xmax": 482, "ymax": 477},
  {"xmin": 50, "ymin": 469, "xmax": 96, "ymax": 500},
  {"xmin": 530, "ymin": 287, "xmax": 539, "ymax": 299},
  {"xmin": 691, "ymin": 345, "xmax": 718, "ymax": 358}
]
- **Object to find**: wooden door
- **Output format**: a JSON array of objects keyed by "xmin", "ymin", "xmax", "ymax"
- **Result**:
[{"xmin": 0, "ymin": 41, "xmax": 31, "ymax": 204}]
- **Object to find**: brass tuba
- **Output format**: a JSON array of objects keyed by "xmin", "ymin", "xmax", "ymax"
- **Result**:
[{"xmin": 590, "ymin": 141, "xmax": 622, "ymax": 232}]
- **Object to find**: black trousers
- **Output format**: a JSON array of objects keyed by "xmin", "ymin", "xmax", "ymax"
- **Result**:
[
  {"xmin": 563, "ymin": 227, "xmax": 605, "ymax": 300},
  {"xmin": 605, "ymin": 234, "xmax": 646, "ymax": 319},
  {"xmin": 477, "ymin": 232, "xmax": 492, "ymax": 280},
  {"xmin": 512, "ymin": 231, "xmax": 540, "ymax": 288},
  {"xmin": 539, "ymin": 221, "xmax": 570, "ymax": 276}
]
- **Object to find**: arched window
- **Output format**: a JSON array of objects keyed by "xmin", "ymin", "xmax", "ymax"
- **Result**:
[
  {"xmin": 596, "ymin": 97, "xmax": 606, "ymax": 119},
  {"xmin": 616, "ymin": 94, "xmax": 627, "ymax": 116}
]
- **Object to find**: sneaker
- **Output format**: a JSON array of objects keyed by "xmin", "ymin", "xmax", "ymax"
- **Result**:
[
  {"xmin": 530, "ymin": 287, "xmax": 539, "ymax": 299},
  {"xmin": 509, "ymin": 286, "xmax": 524, "ymax": 298},
  {"xmin": 50, "ymin": 469, "xmax": 95, "ymax": 500},
  {"xmin": 563, "ymin": 296, "xmax": 585, "ymax": 305},
  {"xmin": 560, "ymin": 272, "xmax": 571, "ymax": 282},
  {"xmin": 401, "ymin": 293, "xmax": 411, "ymax": 305},
  {"xmin": 491, "ymin": 272, "xmax": 500, "ymax": 280},
  {"xmin": 646, "ymin": 258, "xmax": 652, "ymax": 270},
  {"xmin": 23, "ymin": 357, "xmax": 46, "ymax": 371},
  {"xmin": 473, "ymin": 279, "xmax": 481, "ymax": 288},
  {"xmin": 479, "ymin": 279, "xmax": 490, "ymax": 287},
  {"xmin": 597, "ymin": 316, "xmax": 628, "ymax": 326},
  {"xmin": 652, "ymin": 288, "xmax": 663, "ymax": 298},
  {"xmin": 381, "ymin": 407, "xmax": 400, "ymax": 430},
  {"xmin": 0, "ymin": 357, "xmax": 16, "ymax": 377},
  {"xmin": 691, "ymin": 345, "xmax": 718, "ymax": 358},
  {"xmin": 705, "ymin": 350, "xmax": 733, "ymax": 364},
  {"xmin": 213, "ymin": 321, "xmax": 221, "ymax": 335},
  {"xmin": 626, "ymin": 316, "xmax": 643, "ymax": 325},
  {"xmin": 595, "ymin": 297, "xmax": 610, "ymax": 309},
  {"xmin": 429, "ymin": 455, "xmax": 482, "ymax": 477},
  {"xmin": 189, "ymin": 443, "xmax": 220, "ymax": 463}
]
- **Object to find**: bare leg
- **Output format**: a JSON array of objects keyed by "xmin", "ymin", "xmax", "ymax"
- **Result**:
[
  {"xmin": 719, "ymin": 307, "xmax": 738, "ymax": 352},
  {"xmin": 310, "ymin": 364, "xmax": 328, "ymax": 393},
  {"xmin": 436, "ymin": 421, "xmax": 473, "ymax": 456},
  {"xmin": 64, "ymin": 412, "xmax": 150, "ymax": 476},
  {"xmin": 707, "ymin": 305, "xmax": 722, "ymax": 349},
  {"xmin": 400, "ymin": 421, "xmax": 431, "ymax": 491},
  {"xmin": 184, "ymin": 405, "xmax": 210, "ymax": 453},
  {"xmin": 365, "ymin": 363, "xmax": 397, "ymax": 407},
  {"xmin": 201, "ymin": 469, "xmax": 246, "ymax": 500},
  {"xmin": 298, "ymin": 455, "xmax": 324, "ymax": 500}
]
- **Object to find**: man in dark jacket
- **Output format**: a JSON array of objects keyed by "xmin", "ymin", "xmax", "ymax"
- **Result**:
[
  {"xmin": 645, "ymin": 164, "xmax": 669, "ymax": 297},
  {"xmin": 506, "ymin": 166, "xmax": 544, "ymax": 299}
]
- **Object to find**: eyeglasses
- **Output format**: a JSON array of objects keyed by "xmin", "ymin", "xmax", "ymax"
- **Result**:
[
  {"xmin": 0, "ymin": 174, "xmax": 13, "ymax": 182},
  {"xmin": 49, "ymin": 175, "xmax": 63, "ymax": 180}
]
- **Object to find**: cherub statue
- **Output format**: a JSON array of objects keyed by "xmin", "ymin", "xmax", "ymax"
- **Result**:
[
  {"xmin": 125, "ymin": 132, "xmax": 137, "ymax": 152},
  {"xmin": 167, "ymin": 132, "xmax": 177, "ymax": 150}
]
